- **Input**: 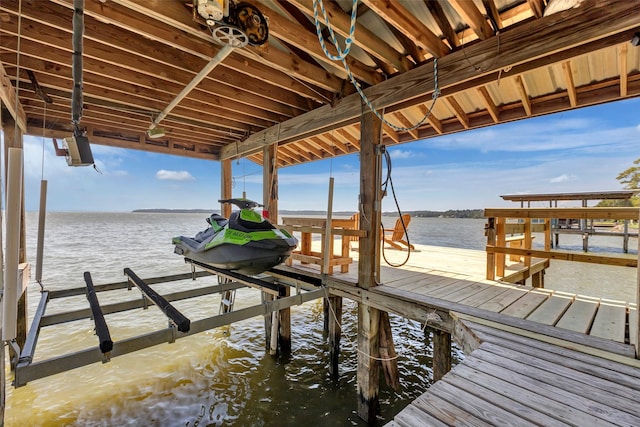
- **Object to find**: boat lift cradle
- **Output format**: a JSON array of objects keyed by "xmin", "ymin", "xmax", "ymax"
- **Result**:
[{"xmin": 13, "ymin": 263, "xmax": 324, "ymax": 387}]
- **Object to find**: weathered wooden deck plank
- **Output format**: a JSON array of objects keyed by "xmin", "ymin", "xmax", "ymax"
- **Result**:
[
  {"xmin": 446, "ymin": 371, "xmax": 567, "ymax": 427},
  {"xmin": 473, "ymin": 345, "xmax": 640, "ymax": 424},
  {"xmin": 477, "ymin": 342, "xmax": 640, "ymax": 414},
  {"xmin": 467, "ymin": 322, "xmax": 640, "ymax": 384},
  {"xmin": 443, "ymin": 372, "xmax": 568, "ymax": 427},
  {"xmin": 525, "ymin": 293, "xmax": 573, "ymax": 325},
  {"xmin": 421, "ymin": 378, "xmax": 540, "ymax": 427},
  {"xmin": 498, "ymin": 289, "xmax": 550, "ymax": 318},
  {"xmin": 392, "ymin": 271, "xmax": 462, "ymax": 293},
  {"xmin": 435, "ymin": 281, "xmax": 491, "ymax": 303},
  {"xmin": 458, "ymin": 283, "xmax": 516, "ymax": 308},
  {"xmin": 476, "ymin": 287, "xmax": 529, "ymax": 312},
  {"xmin": 426, "ymin": 279, "xmax": 477, "ymax": 299},
  {"xmin": 555, "ymin": 297, "xmax": 600, "ymax": 334},
  {"xmin": 392, "ymin": 402, "xmax": 448, "ymax": 427},
  {"xmin": 588, "ymin": 301, "xmax": 627, "ymax": 342},
  {"xmin": 449, "ymin": 359, "xmax": 617, "ymax": 426}
]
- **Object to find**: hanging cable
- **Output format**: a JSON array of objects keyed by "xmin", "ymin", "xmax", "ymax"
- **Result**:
[
  {"xmin": 380, "ymin": 146, "xmax": 412, "ymax": 268},
  {"xmin": 312, "ymin": 0, "xmax": 440, "ymax": 132}
]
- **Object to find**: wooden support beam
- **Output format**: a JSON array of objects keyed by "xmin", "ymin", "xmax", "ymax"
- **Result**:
[
  {"xmin": 514, "ymin": 75, "xmax": 532, "ymax": 116},
  {"xmin": 221, "ymin": 1, "xmax": 640, "ymax": 159},
  {"xmin": 477, "ymin": 86, "xmax": 500, "ymax": 123},
  {"xmin": 356, "ymin": 106, "xmax": 383, "ymax": 423},
  {"xmin": 0, "ymin": 63, "xmax": 27, "ymax": 132},
  {"xmin": 2, "ymin": 115, "xmax": 28, "ymax": 353},
  {"xmin": 449, "ymin": 0, "xmax": 495, "ymax": 40},
  {"xmin": 562, "ymin": 61, "xmax": 578, "ymax": 107},
  {"xmin": 620, "ymin": 43, "xmax": 628, "ymax": 97},
  {"xmin": 432, "ymin": 329, "xmax": 452, "ymax": 382}
]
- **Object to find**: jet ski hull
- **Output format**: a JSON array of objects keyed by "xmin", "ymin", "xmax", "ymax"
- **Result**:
[{"xmin": 174, "ymin": 237, "xmax": 296, "ymax": 275}]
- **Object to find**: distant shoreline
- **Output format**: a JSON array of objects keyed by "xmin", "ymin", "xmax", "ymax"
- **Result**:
[{"xmin": 132, "ymin": 208, "xmax": 484, "ymax": 218}]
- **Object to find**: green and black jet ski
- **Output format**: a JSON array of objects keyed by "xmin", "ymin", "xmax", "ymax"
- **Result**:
[{"xmin": 172, "ymin": 198, "xmax": 298, "ymax": 275}]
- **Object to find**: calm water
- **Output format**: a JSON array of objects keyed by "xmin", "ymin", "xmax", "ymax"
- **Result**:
[{"xmin": 5, "ymin": 213, "xmax": 636, "ymax": 426}]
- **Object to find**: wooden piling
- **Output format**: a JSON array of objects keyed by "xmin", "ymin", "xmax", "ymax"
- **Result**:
[
  {"xmin": 379, "ymin": 311, "xmax": 400, "ymax": 390},
  {"xmin": 356, "ymin": 108, "xmax": 384, "ymax": 423},
  {"xmin": 432, "ymin": 329, "xmax": 452, "ymax": 382},
  {"xmin": 328, "ymin": 295, "xmax": 342, "ymax": 377}
]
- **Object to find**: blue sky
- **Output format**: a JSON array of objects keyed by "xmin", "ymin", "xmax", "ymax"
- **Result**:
[{"xmin": 13, "ymin": 97, "xmax": 640, "ymax": 212}]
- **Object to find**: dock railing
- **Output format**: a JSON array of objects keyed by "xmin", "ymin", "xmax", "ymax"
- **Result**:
[
  {"xmin": 485, "ymin": 208, "xmax": 638, "ymax": 279},
  {"xmin": 485, "ymin": 207, "xmax": 640, "ymax": 356}
]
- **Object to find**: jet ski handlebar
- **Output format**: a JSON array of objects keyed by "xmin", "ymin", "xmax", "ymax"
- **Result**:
[{"xmin": 218, "ymin": 198, "xmax": 263, "ymax": 210}]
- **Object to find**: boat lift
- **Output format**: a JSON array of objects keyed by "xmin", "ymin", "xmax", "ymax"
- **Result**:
[{"xmin": 13, "ymin": 262, "xmax": 324, "ymax": 387}]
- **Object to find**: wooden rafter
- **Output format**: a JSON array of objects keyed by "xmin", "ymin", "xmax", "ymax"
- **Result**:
[
  {"xmin": 362, "ymin": 0, "xmax": 450, "ymax": 58},
  {"xmin": 0, "ymin": 62, "xmax": 27, "ymax": 132},
  {"xmin": 482, "ymin": 0, "xmax": 504, "ymax": 31},
  {"xmin": 477, "ymin": 86, "xmax": 500, "ymax": 123},
  {"xmin": 448, "ymin": 0, "xmax": 495, "ymax": 41},
  {"xmin": 392, "ymin": 112, "xmax": 419, "ymax": 139},
  {"xmin": 383, "ymin": 123, "xmax": 400, "ymax": 143},
  {"xmin": 222, "ymin": 1, "xmax": 640, "ymax": 160},
  {"xmin": 514, "ymin": 75, "xmax": 532, "ymax": 116},
  {"xmin": 242, "ymin": 1, "xmax": 383, "ymax": 86},
  {"xmin": 527, "ymin": 0, "xmax": 545, "ymax": 19},
  {"xmin": 562, "ymin": 61, "xmax": 578, "ymax": 108},
  {"xmin": 442, "ymin": 96, "xmax": 469, "ymax": 129},
  {"xmin": 54, "ymin": 0, "xmax": 342, "ymax": 95},
  {"xmin": 289, "ymin": 0, "xmax": 410, "ymax": 73},
  {"xmin": 425, "ymin": 0, "xmax": 458, "ymax": 49}
]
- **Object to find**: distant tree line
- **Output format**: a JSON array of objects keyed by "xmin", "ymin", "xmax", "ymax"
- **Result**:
[{"xmin": 384, "ymin": 209, "xmax": 484, "ymax": 219}]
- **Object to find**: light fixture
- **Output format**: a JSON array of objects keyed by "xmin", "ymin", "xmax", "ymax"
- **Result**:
[
  {"xmin": 632, "ymin": 33, "xmax": 640, "ymax": 47},
  {"xmin": 147, "ymin": 126, "xmax": 166, "ymax": 139}
]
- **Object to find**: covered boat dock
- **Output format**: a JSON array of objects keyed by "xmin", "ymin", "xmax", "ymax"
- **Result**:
[{"xmin": 2, "ymin": 0, "xmax": 640, "ymax": 424}]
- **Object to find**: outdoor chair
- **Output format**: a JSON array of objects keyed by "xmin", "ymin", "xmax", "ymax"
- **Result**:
[{"xmin": 382, "ymin": 214, "xmax": 415, "ymax": 250}]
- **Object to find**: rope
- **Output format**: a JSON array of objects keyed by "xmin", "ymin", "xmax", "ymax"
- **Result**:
[
  {"xmin": 321, "ymin": 286, "xmax": 399, "ymax": 362},
  {"xmin": 312, "ymin": 0, "xmax": 357, "ymax": 61},
  {"xmin": 312, "ymin": 0, "xmax": 440, "ymax": 132}
]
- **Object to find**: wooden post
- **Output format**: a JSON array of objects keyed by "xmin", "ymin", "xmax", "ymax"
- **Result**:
[
  {"xmin": 2, "ymin": 116, "xmax": 27, "ymax": 352},
  {"xmin": 262, "ymin": 292, "xmax": 273, "ymax": 351},
  {"xmin": 328, "ymin": 295, "xmax": 342, "ymax": 377},
  {"xmin": 432, "ymin": 329, "xmax": 452, "ymax": 382},
  {"xmin": 486, "ymin": 217, "xmax": 496, "ymax": 280},
  {"xmin": 221, "ymin": 159, "xmax": 232, "ymax": 218},
  {"xmin": 356, "ymin": 106, "xmax": 383, "ymax": 423},
  {"xmin": 496, "ymin": 217, "xmax": 506, "ymax": 278},
  {"xmin": 263, "ymin": 144, "xmax": 290, "ymax": 355}
]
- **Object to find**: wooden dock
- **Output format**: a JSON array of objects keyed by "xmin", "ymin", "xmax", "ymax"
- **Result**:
[
  {"xmin": 280, "ymin": 240, "xmax": 640, "ymax": 425},
  {"xmin": 389, "ymin": 316, "xmax": 640, "ymax": 427}
]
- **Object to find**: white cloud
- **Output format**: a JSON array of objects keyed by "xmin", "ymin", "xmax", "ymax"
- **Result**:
[
  {"xmin": 549, "ymin": 174, "xmax": 576, "ymax": 183},
  {"xmin": 389, "ymin": 149, "xmax": 413, "ymax": 159},
  {"xmin": 156, "ymin": 170, "xmax": 195, "ymax": 181}
]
